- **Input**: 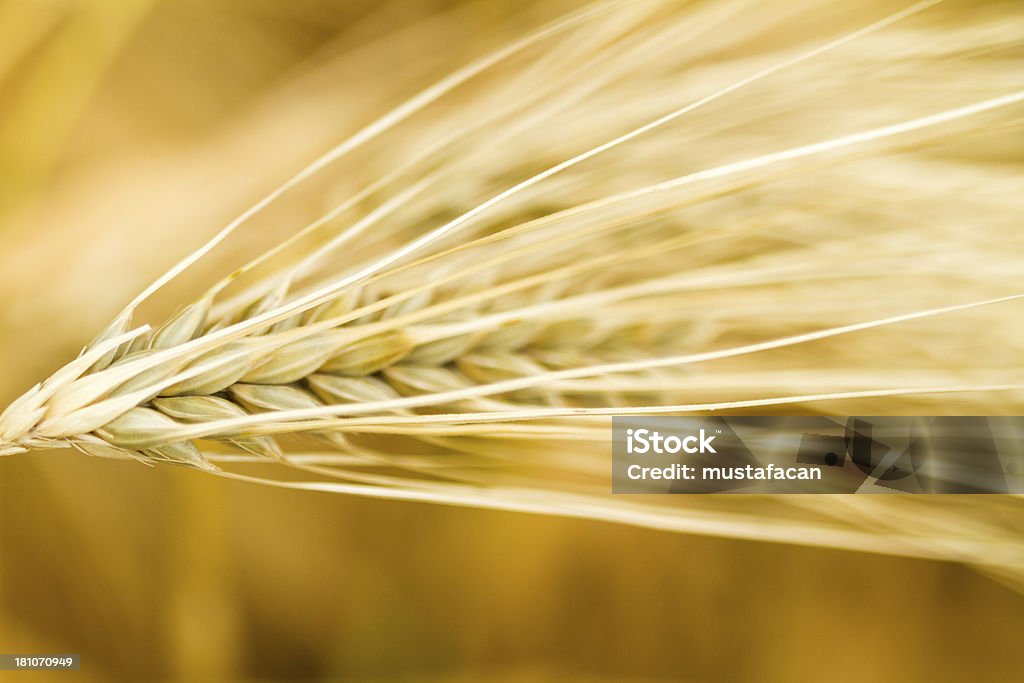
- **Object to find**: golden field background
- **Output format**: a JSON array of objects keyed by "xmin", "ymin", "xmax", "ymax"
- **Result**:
[{"xmin": 0, "ymin": 1, "xmax": 1022, "ymax": 681}]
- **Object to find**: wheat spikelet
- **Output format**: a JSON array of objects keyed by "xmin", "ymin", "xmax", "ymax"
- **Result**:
[{"xmin": 1, "ymin": 0, "xmax": 1023, "ymax": 586}]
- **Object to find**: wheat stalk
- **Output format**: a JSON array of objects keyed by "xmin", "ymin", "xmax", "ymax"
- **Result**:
[{"xmin": 1, "ymin": 0, "xmax": 1023, "ymax": 584}]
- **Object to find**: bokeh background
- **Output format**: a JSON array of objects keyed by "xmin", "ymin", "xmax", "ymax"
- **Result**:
[{"xmin": 1, "ymin": 1, "xmax": 1022, "ymax": 681}]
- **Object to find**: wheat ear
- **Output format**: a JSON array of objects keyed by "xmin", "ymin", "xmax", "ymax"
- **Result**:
[{"xmin": 2, "ymin": 0, "xmax": 1023, "ymax": 585}]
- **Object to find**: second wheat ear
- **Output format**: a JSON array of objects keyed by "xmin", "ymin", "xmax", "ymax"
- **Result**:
[{"xmin": 0, "ymin": 0, "xmax": 1023, "ymax": 579}]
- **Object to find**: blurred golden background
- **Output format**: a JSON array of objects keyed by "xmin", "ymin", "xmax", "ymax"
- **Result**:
[{"xmin": 1, "ymin": 1, "xmax": 1022, "ymax": 681}]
